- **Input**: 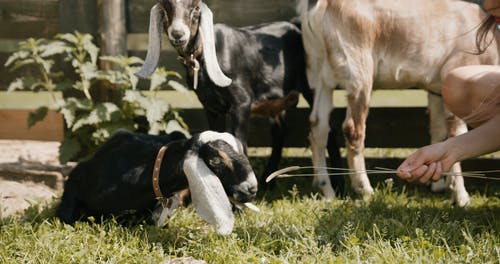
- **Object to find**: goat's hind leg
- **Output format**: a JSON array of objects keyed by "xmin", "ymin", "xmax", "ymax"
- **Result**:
[
  {"xmin": 328, "ymin": 113, "xmax": 345, "ymax": 196},
  {"xmin": 309, "ymin": 87, "xmax": 336, "ymax": 200},
  {"xmin": 261, "ymin": 114, "xmax": 287, "ymax": 191},
  {"xmin": 343, "ymin": 88, "xmax": 374, "ymax": 197}
]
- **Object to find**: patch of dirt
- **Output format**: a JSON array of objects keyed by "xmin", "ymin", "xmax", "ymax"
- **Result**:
[{"xmin": 0, "ymin": 140, "xmax": 64, "ymax": 218}]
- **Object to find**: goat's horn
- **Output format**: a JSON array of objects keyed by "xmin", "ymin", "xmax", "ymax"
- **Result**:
[
  {"xmin": 199, "ymin": 3, "xmax": 232, "ymax": 87},
  {"xmin": 135, "ymin": 4, "xmax": 163, "ymax": 78}
]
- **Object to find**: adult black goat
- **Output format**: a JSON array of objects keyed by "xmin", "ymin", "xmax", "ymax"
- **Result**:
[
  {"xmin": 56, "ymin": 130, "xmax": 258, "ymax": 235},
  {"xmin": 136, "ymin": 0, "xmax": 343, "ymax": 193}
]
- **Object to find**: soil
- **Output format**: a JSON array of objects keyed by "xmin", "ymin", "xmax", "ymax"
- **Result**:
[{"xmin": 0, "ymin": 140, "xmax": 63, "ymax": 218}]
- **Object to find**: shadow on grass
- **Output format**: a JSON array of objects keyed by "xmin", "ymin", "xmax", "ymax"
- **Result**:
[{"xmin": 313, "ymin": 182, "xmax": 500, "ymax": 251}]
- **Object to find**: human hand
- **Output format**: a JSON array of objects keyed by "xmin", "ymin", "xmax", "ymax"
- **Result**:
[{"xmin": 396, "ymin": 142, "xmax": 457, "ymax": 183}]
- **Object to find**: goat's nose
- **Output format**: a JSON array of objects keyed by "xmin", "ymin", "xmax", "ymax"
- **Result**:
[
  {"xmin": 171, "ymin": 29, "xmax": 185, "ymax": 40},
  {"xmin": 245, "ymin": 185, "xmax": 258, "ymax": 199}
]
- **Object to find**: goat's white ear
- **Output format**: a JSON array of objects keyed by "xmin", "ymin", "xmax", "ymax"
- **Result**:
[
  {"xmin": 135, "ymin": 4, "xmax": 164, "ymax": 78},
  {"xmin": 183, "ymin": 153, "xmax": 234, "ymax": 235},
  {"xmin": 199, "ymin": 3, "xmax": 232, "ymax": 87}
]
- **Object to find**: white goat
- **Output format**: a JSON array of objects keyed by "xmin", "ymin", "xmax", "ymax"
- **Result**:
[{"xmin": 297, "ymin": 0, "xmax": 499, "ymax": 206}]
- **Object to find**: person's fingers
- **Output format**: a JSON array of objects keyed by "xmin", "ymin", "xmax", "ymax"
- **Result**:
[
  {"xmin": 432, "ymin": 162, "xmax": 443, "ymax": 181},
  {"xmin": 419, "ymin": 162, "xmax": 437, "ymax": 183},
  {"xmin": 407, "ymin": 165, "xmax": 428, "ymax": 182},
  {"xmin": 397, "ymin": 171, "xmax": 412, "ymax": 179},
  {"xmin": 397, "ymin": 153, "xmax": 426, "ymax": 179}
]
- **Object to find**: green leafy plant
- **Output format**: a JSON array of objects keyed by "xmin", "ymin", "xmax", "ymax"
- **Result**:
[{"xmin": 5, "ymin": 32, "xmax": 189, "ymax": 163}]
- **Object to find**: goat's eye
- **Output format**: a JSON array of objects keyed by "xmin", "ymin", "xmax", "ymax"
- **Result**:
[
  {"xmin": 190, "ymin": 7, "xmax": 201, "ymax": 19},
  {"xmin": 210, "ymin": 157, "xmax": 222, "ymax": 166}
]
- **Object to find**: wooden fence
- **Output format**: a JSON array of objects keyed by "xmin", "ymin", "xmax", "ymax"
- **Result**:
[{"xmin": 0, "ymin": 0, "xmax": 497, "ymax": 170}]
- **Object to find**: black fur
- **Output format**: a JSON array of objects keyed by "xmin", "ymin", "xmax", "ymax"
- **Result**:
[
  {"xmin": 181, "ymin": 20, "xmax": 344, "ymax": 193},
  {"xmin": 56, "ymin": 130, "xmax": 256, "ymax": 224}
]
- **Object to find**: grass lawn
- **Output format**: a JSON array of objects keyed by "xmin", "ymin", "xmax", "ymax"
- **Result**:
[{"xmin": 0, "ymin": 164, "xmax": 499, "ymax": 263}]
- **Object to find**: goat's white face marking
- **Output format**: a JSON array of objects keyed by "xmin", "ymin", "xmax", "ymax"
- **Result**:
[
  {"xmin": 168, "ymin": 19, "xmax": 190, "ymax": 46},
  {"xmin": 198, "ymin": 131, "xmax": 243, "ymax": 154}
]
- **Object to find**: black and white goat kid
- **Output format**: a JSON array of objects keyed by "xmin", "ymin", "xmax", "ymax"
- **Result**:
[
  {"xmin": 135, "ymin": 0, "xmax": 344, "ymax": 192},
  {"xmin": 56, "ymin": 130, "xmax": 258, "ymax": 235}
]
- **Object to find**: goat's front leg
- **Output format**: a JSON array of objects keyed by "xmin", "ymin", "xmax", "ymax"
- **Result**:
[
  {"xmin": 309, "ymin": 87, "xmax": 335, "ymax": 200},
  {"xmin": 427, "ymin": 93, "xmax": 470, "ymax": 207},
  {"xmin": 343, "ymin": 83, "xmax": 374, "ymax": 197}
]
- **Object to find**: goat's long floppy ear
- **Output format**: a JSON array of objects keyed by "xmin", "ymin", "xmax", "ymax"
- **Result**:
[
  {"xmin": 199, "ymin": 3, "xmax": 232, "ymax": 87},
  {"xmin": 183, "ymin": 152, "xmax": 234, "ymax": 235},
  {"xmin": 135, "ymin": 4, "xmax": 164, "ymax": 78}
]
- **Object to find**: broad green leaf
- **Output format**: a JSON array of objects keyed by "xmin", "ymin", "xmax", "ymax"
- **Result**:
[
  {"xmin": 59, "ymin": 135, "xmax": 81, "ymax": 164},
  {"xmin": 167, "ymin": 80, "xmax": 189, "ymax": 93},
  {"xmin": 54, "ymin": 79, "xmax": 73, "ymax": 91},
  {"xmin": 92, "ymin": 122, "xmax": 135, "ymax": 144},
  {"xmin": 55, "ymin": 97, "xmax": 93, "ymax": 127},
  {"xmin": 127, "ymin": 56, "xmax": 145, "ymax": 66},
  {"xmin": 4, "ymin": 50, "xmax": 30, "ymax": 67},
  {"xmin": 40, "ymin": 41, "xmax": 72, "ymax": 58},
  {"xmin": 33, "ymin": 57, "xmax": 54, "ymax": 74},
  {"xmin": 27, "ymin": 106, "xmax": 49, "ymax": 128},
  {"xmin": 56, "ymin": 33, "xmax": 79, "ymax": 45},
  {"xmin": 9, "ymin": 58, "xmax": 36, "ymax": 72},
  {"xmin": 149, "ymin": 69, "xmax": 167, "ymax": 91},
  {"xmin": 71, "ymin": 103, "xmax": 121, "ymax": 131},
  {"xmin": 145, "ymin": 98, "xmax": 169, "ymax": 124},
  {"xmin": 165, "ymin": 70, "xmax": 182, "ymax": 79},
  {"xmin": 7, "ymin": 78, "xmax": 25, "ymax": 92},
  {"xmin": 148, "ymin": 121, "xmax": 163, "ymax": 135},
  {"xmin": 165, "ymin": 119, "xmax": 191, "ymax": 137}
]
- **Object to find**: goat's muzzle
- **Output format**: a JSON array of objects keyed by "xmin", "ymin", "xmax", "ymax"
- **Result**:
[{"xmin": 231, "ymin": 179, "xmax": 258, "ymax": 203}]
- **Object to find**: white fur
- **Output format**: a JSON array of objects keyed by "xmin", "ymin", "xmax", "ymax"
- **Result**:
[
  {"xmin": 168, "ymin": 19, "xmax": 191, "ymax": 43},
  {"xmin": 198, "ymin": 131, "xmax": 244, "ymax": 154},
  {"xmin": 199, "ymin": 3, "xmax": 232, "ymax": 87},
  {"xmin": 135, "ymin": 4, "xmax": 163, "ymax": 78},
  {"xmin": 299, "ymin": 0, "xmax": 497, "ymax": 204},
  {"xmin": 183, "ymin": 152, "xmax": 234, "ymax": 235}
]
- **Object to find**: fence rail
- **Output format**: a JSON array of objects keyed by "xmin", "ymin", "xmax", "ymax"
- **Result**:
[{"xmin": 0, "ymin": 0, "xmax": 497, "ymax": 171}]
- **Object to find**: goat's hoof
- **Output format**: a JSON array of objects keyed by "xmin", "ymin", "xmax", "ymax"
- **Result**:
[
  {"xmin": 430, "ymin": 178, "xmax": 447, "ymax": 193},
  {"xmin": 452, "ymin": 190, "xmax": 470, "ymax": 207},
  {"xmin": 353, "ymin": 184, "xmax": 374, "ymax": 198}
]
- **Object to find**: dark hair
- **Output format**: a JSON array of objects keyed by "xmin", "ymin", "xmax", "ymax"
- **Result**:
[{"xmin": 476, "ymin": 15, "xmax": 496, "ymax": 54}]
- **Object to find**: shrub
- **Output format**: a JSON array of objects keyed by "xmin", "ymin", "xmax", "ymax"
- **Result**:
[{"xmin": 5, "ymin": 32, "xmax": 189, "ymax": 163}]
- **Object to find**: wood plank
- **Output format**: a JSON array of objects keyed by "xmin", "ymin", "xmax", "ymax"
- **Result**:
[
  {"xmin": 127, "ymin": 0, "xmax": 297, "ymax": 33},
  {"xmin": 58, "ymin": 0, "xmax": 97, "ymax": 35},
  {"xmin": 0, "ymin": 109, "xmax": 63, "ymax": 141},
  {"xmin": 0, "ymin": 90, "xmax": 427, "ymax": 109},
  {"xmin": 0, "ymin": 91, "xmax": 62, "ymax": 109},
  {"xmin": 0, "ymin": 0, "xmax": 60, "ymax": 38}
]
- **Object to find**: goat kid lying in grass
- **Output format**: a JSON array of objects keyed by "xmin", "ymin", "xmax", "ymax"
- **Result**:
[
  {"xmin": 136, "ymin": 0, "xmax": 344, "ymax": 193},
  {"xmin": 297, "ymin": 0, "xmax": 499, "ymax": 206},
  {"xmin": 56, "ymin": 130, "xmax": 258, "ymax": 235}
]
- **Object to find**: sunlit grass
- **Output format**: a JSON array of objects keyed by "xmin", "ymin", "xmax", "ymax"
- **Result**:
[{"xmin": 1, "ymin": 177, "xmax": 499, "ymax": 263}]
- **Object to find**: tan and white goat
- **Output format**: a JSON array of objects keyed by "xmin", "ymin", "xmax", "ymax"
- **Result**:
[{"xmin": 297, "ymin": 0, "xmax": 499, "ymax": 206}]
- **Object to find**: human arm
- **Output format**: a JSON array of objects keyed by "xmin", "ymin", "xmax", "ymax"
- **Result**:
[{"xmin": 397, "ymin": 114, "xmax": 500, "ymax": 183}]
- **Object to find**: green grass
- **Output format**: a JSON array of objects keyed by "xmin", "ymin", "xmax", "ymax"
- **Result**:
[{"xmin": 1, "ymin": 176, "xmax": 499, "ymax": 264}]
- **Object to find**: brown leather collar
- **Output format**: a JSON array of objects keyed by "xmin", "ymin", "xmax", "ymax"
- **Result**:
[{"xmin": 152, "ymin": 145, "xmax": 168, "ymax": 200}]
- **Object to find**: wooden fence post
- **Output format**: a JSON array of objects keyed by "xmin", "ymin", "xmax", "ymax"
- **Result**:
[
  {"xmin": 59, "ymin": 0, "xmax": 98, "ymax": 36},
  {"xmin": 96, "ymin": 0, "xmax": 127, "ymax": 70}
]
